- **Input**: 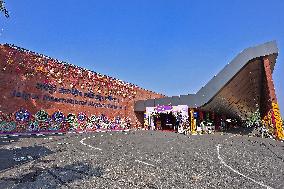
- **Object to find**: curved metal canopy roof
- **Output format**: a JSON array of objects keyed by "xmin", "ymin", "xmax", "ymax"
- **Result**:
[{"xmin": 134, "ymin": 41, "xmax": 279, "ymax": 120}]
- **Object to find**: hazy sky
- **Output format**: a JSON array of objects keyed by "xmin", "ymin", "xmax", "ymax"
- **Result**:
[{"xmin": 0, "ymin": 0, "xmax": 283, "ymax": 114}]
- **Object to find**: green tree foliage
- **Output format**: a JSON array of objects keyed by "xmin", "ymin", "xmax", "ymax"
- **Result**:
[
  {"xmin": 0, "ymin": 0, "xmax": 9, "ymax": 18},
  {"xmin": 246, "ymin": 109, "xmax": 261, "ymax": 127}
]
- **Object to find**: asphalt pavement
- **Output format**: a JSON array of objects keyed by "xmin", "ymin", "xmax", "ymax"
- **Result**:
[{"xmin": 0, "ymin": 130, "xmax": 283, "ymax": 189}]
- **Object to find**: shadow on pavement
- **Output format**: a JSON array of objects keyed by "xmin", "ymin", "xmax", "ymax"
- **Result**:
[
  {"xmin": 0, "ymin": 161, "xmax": 104, "ymax": 189},
  {"xmin": 223, "ymin": 127, "xmax": 255, "ymax": 136},
  {"xmin": 0, "ymin": 145, "xmax": 54, "ymax": 171}
]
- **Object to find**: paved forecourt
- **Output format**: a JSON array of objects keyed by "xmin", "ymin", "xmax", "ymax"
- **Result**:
[{"xmin": 0, "ymin": 130, "xmax": 283, "ymax": 189}]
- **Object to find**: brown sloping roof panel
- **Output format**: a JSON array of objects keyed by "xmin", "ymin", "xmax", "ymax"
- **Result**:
[{"xmin": 134, "ymin": 41, "xmax": 278, "ymax": 113}]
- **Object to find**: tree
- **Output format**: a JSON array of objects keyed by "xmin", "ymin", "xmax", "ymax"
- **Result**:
[
  {"xmin": 245, "ymin": 109, "xmax": 261, "ymax": 127},
  {"xmin": 0, "ymin": 0, "xmax": 9, "ymax": 18}
]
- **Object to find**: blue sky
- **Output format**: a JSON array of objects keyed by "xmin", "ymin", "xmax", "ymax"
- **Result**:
[{"xmin": 0, "ymin": 0, "xmax": 283, "ymax": 114}]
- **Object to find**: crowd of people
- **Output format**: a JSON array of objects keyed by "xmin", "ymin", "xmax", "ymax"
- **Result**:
[{"xmin": 142, "ymin": 111, "xmax": 243, "ymax": 135}]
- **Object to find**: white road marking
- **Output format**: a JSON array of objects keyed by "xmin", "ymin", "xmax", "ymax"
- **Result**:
[
  {"xmin": 13, "ymin": 156, "xmax": 33, "ymax": 162},
  {"xmin": 135, "ymin": 160, "xmax": 155, "ymax": 167},
  {"xmin": 80, "ymin": 138, "xmax": 102, "ymax": 151},
  {"xmin": 216, "ymin": 144, "xmax": 273, "ymax": 189}
]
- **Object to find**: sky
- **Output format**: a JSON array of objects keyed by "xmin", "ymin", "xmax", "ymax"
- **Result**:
[{"xmin": 0, "ymin": 0, "xmax": 283, "ymax": 114}]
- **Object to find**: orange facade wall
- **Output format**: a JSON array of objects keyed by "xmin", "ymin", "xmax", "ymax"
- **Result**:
[{"xmin": 0, "ymin": 44, "xmax": 164, "ymax": 133}]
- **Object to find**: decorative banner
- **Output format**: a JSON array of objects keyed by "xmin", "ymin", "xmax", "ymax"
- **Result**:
[
  {"xmin": 155, "ymin": 105, "xmax": 172, "ymax": 113},
  {"xmin": 144, "ymin": 112, "xmax": 148, "ymax": 128},
  {"xmin": 190, "ymin": 109, "xmax": 196, "ymax": 133},
  {"xmin": 172, "ymin": 105, "xmax": 189, "ymax": 123},
  {"xmin": 146, "ymin": 107, "xmax": 155, "ymax": 116}
]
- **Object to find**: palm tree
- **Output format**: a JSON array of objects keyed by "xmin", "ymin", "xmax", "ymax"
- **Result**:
[{"xmin": 0, "ymin": 0, "xmax": 9, "ymax": 18}]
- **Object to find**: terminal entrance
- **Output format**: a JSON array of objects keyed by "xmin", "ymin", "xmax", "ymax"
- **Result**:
[
  {"xmin": 145, "ymin": 105, "xmax": 188, "ymax": 131},
  {"xmin": 154, "ymin": 112, "xmax": 176, "ymax": 131}
]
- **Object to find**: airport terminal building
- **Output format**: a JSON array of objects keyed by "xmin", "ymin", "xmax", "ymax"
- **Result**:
[
  {"xmin": 0, "ymin": 41, "xmax": 283, "ymax": 139},
  {"xmin": 135, "ymin": 41, "xmax": 283, "ymax": 139}
]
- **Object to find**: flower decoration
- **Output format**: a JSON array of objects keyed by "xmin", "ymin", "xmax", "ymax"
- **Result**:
[
  {"xmin": 89, "ymin": 115, "xmax": 97, "ymax": 122},
  {"xmin": 66, "ymin": 113, "xmax": 76, "ymax": 124},
  {"xmin": 79, "ymin": 123, "xmax": 86, "ymax": 130},
  {"xmin": 38, "ymin": 122, "xmax": 48, "ymax": 131},
  {"xmin": 36, "ymin": 66, "xmax": 44, "ymax": 72},
  {"xmin": 7, "ymin": 58, "xmax": 13, "ymax": 65},
  {"xmin": 77, "ymin": 112, "xmax": 86, "ymax": 122},
  {"xmin": 52, "ymin": 111, "xmax": 65, "ymax": 123},
  {"xmin": 15, "ymin": 108, "xmax": 31, "ymax": 122},
  {"xmin": 35, "ymin": 110, "xmax": 49, "ymax": 122},
  {"xmin": 49, "ymin": 123, "xmax": 60, "ymax": 131},
  {"xmin": 86, "ymin": 122, "xmax": 95, "ymax": 129},
  {"xmin": 100, "ymin": 114, "xmax": 107, "ymax": 122},
  {"xmin": 0, "ymin": 121, "xmax": 16, "ymax": 132},
  {"xmin": 0, "ymin": 112, "xmax": 7, "ymax": 122},
  {"xmin": 45, "ymin": 117, "xmax": 53, "ymax": 125},
  {"xmin": 28, "ymin": 121, "xmax": 39, "ymax": 132}
]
